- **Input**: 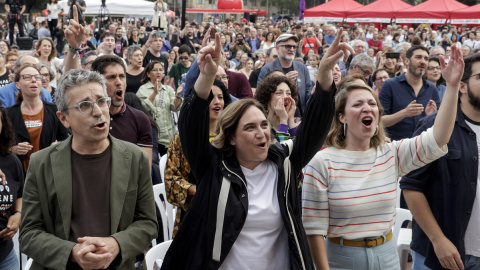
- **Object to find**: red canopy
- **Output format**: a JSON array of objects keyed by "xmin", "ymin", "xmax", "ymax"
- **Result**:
[
  {"xmin": 303, "ymin": 0, "xmax": 363, "ymax": 20},
  {"xmin": 347, "ymin": 0, "xmax": 411, "ymax": 21},
  {"xmin": 395, "ymin": 0, "xmax": 467, "ymax": 23},
  {"xmin": 451, "ymin": 3, "xmax": 480, "ymax": 20}
]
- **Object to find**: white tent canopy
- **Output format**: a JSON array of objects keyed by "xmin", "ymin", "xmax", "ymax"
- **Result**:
[{"xmin": 59, "ymin": 0, "xmax": 157, "ymax": 16}]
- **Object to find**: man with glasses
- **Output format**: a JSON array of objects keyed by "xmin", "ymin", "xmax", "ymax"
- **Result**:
[
  {"xmin": 168, "ymin": 45, "xmax": 191, "ymax": 89},
  {"xmin": 380, "ymin": 45, "xmax": 441, "ymax": 142},
  {"xmin": 401, "ymin": 51, "xmax": 480, "ymax": 270},
  {"xmin": 257, "ymin": 34, "xmax": 314, "ymax": 116},
  {"xmin": 19, "ymin": 69, "xmax": 158, "ymax": 269},
  {"xmin": 347, "ymin": 54, "xmax": 375, "ymax": 80},
  {"xmin": 0, "ymin": 55, "xmax": 52, "ymax": 107},
  {"xmin": 81, "ymin": 50, "xmax": 98, "ymax": 70}
]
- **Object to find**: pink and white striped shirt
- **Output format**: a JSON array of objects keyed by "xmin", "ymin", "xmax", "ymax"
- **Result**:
[{"xmin": 302, "ymin": 128, "xmax": 447, "ymax": 239}]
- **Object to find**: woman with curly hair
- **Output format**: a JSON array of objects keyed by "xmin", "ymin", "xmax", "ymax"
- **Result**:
[{"xmin": 255, "ymin": 73, "xmax": 299, "ymax": 143}]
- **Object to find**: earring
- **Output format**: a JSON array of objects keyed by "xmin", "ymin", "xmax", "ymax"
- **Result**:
[
  {"xmin": 343, "ymin": 123, "xmax": 346, "ymax": 137},
  {"xmin": 374, "ymin": 125, "xmax": 379, "ymax": 136}
]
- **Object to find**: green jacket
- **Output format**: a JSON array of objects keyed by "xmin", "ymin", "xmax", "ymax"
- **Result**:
[{"xmin": 19, "ymin": 135, "xmax": 158, "ymax": 270}]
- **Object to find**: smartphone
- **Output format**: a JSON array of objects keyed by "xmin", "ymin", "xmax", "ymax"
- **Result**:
[
  {"xmin": 386, "ymin": 52, "xmax": 400, "ymax": 59},
  {"xmin": 154, "ymin": 31, "xmax": 166, "ymax": 38}
]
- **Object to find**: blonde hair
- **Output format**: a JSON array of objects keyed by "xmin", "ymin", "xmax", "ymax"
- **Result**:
[
  {"xmin": 324, "ymin": 82, "xmax": 387, "ymax": 149},
  {"xmin": 212, "ymin": 99, "xmax": 267, "ymax": 157}
]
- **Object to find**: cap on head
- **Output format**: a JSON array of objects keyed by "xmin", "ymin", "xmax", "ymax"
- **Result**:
[{"xmin": 275, "ymin": 34, "xmax": 299, "ymax": 44}]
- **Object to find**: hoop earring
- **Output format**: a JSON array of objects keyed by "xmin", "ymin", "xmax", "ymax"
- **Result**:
[
  {"xmin": 374, "ymin": 125, "xmax": 379, "ymax": 136},
  {"xmin": 343, "ymin": 123, "xmax": 346, "ymax": 137}
]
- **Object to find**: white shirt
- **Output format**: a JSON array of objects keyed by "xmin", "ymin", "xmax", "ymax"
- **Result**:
[
  {"xmin": 220, "ymin": 160, "xmax": 289, "ymax": 270},
  {"xmin": 464, "ymin": 120, "xmax": 480, "ymax": 257}
]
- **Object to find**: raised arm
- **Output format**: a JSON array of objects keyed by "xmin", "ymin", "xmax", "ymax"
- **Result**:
[
  {"xmin": 63, "ymin": 5, "xmax": 84, "ymax": 72},
  {"xmin": 193, "ymin": 32, "xmax": 222, "ymax": 99},
  {"xmin": 432, "ymin": 44, "xmax": 464, "ymax": 148}
]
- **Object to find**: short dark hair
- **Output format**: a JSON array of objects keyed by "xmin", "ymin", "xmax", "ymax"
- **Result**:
[
  {"xmin": 178, "ymin": 45, "xmax": 191, "ymax": 56},
  {"xmin": 91, "ymin": 55, "xmax": 126, "ymax": 75},
  {"xmin": 100, "ymin": 32, "xmax": 115, "ymax": 42},
  {"xmin": 462, "ymin": 53, "xmax": 480, "ymax": 81},
  {"xmin": 406, "ymin": 45, "xmax": 429, "ymax": 59}
]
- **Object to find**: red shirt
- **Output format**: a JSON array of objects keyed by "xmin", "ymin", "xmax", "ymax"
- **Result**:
[{"xmin": 302, "ymin": 37, "xmax": 318, "ymax": 55}]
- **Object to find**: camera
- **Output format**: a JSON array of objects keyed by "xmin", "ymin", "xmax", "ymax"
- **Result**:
[{"xmin": 386, "ymin": 52, "xmax": 400, "ymax": 59}]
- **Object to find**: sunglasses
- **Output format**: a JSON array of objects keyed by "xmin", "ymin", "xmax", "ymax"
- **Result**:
[{"xmin": 179, "ymin": 56, "xmax": 189, "ymax": 60}]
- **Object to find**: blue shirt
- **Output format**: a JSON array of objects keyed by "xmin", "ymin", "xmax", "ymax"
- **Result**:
[
  {"xmin": 324, "ymin": 35, "xmax": 336, "ymax": 45},
  {"xmin": 379, "ymin": 73, "xmax": 440, "ymax": 141},
  {"xmin": 250, "ymin": 39, "xmax": 257, "ymax": 53},
  {"xmin": 0, "ymin": 83, "xmax": 53, "ymax": 107},
  {"xmin": 400, "ymin": 107, "xmax": 478, "ymax": 269},
  {"xmin": 436, "ymin": 84, "xmax": 446, "ymax": 102}
]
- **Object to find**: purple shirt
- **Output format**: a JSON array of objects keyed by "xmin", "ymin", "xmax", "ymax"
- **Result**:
[{"xmin": 109, "ymin": 103, "xmax": 153, "ymax": 148}]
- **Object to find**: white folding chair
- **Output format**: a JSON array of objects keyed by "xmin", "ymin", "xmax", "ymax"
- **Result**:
[
  {"xmin": 13, "ymin": 232, "xmax": 28, "ymax": 270},
  {"xmin": 160, "ymin": 154, "xmax": 168, "ymax": 183},
  {"xmin": 145, "ymin": 240, "xmax": 172, "ymax": 270},
  {"xmin": 24, "ymin": 258, "xmax": 33, "ymax": 270},
  {"xmin": 152, "ymin": 183, "xmax": 177, "ymax": 243},
  {"xmin": 394, "ymin": 207, "xmax": 413, "ymax": 270}
]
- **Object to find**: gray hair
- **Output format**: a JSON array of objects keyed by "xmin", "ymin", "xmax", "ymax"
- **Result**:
[
  {"xmin": 56, "ymin": 69, "xmax": 107, "ymax": 113},
  {"xmin": 36, "ymin": 63, "xmax": 55, "ymax": 81},
  {"xmin": 81, "ymin": 51, "xmax": 98, "ymax": 66},
  {"xmin": 395, "ymin": 42, "xmax": 411, "ymax": 53},
  {"xmin": 350, "ymin": 54, "xmax": 375, "ymax": 71},
  {"xmin": 14, "ymin": 54, "xmax": 37, "ymax": 68},
  {"xmin": 126, "ymin": 45, "xmax": 142, "ymax": 59},
  {"xmin": 429, "ymin": 46, "xmax": 445, "ymax": 56}
]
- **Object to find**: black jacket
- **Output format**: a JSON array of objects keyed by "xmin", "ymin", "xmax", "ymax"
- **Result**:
[
  {"xmin": 161, "ymin": 81, "xmax": 335, "ymax": 270},
  {"xmin": 7, "ymin": 101, "xmax": 69, "ymax": 166}
]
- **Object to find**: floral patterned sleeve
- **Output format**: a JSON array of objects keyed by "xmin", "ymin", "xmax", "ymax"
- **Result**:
[{"xmin": 164, "ymin": 132, "xmax": 193, "ymax": 211}]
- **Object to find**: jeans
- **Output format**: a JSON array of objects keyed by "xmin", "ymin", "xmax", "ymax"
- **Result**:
[
  {"xmin": 412, "ymin": 249, "xmax": 480, "ymax": 270},
  {"xmin": 326, "ymin": 233, "xmax": 400, "ymax": 270},
  {"xmin": 0, "ymin": 248, "xmax": 20, "ymax": 270}
]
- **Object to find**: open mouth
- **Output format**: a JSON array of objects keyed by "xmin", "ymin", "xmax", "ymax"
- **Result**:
[
  {"xmin": 213, "ymin": 107, "xmax": 221, "ymax": 113},
  {"xmin": 115, "ymin": 90, "xmax": 123, "ymax": 99},
  {"xmin": 257, "ymin": 142, "xmax": 267, "ymax": 149},
  {"xmin": 362, "ymin": 116, "xmax": 373, "ymax": 127}
]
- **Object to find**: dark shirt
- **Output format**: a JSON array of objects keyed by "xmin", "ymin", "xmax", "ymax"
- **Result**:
[
  {"xmin": 143, "ymin": 50, "xmax": 168, "ymax": 76},
  {"xmin": 68, "ymin": 0, "xmax": 85, "ymax": 24},
  {"xmin": 400, "ymin": 107, "xmax": 478, "ymax": 269},
  {"xmin": 128, "ymin": 37, "xmax": 145, "ymax": 47},
  {"xmin": 126, "ymin": 71, "xmax": 144, "ymax": 94},
  {"xmin": 0, "ymin": 154, "xmax": 23, "ymax": 261},
  {"xmin": 225, "ymin": 69, "xmax": 253, "ymax": 99},
  {"xmin": 70, "ymin": 144, "xmax": 112, "ymax": 242},
  {"xmin": 109, "ymin": 103, "xmax": 153, "ymax": 148},
  {"xmin": 0, "ymin": 70, "xmax": 11, "ymax": 88},
  {"xmin": 6, "ymin": 0, "xmax": 24, "ymax": 14},
  {"xmin": 249, "ymin": 68, "xmax": 261, "ymax": 88},
  {"xmin": 379, "ymin": 73, "xmax": 440, "ymax": 141},
  {"xmin": 114, "ymin": 37, "xmax": 128, "ymax": 57},
  {"xmin": 179, "ymin": 35, "xmax": 201, "ymax": 54}
]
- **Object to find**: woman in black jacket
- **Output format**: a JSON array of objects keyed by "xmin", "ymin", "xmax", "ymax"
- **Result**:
[
  {"xmin": 161, "ymin": 29, "xmax": 353, "ymax": 270},
  {"xmin": 7, "ymin": 65, "xmax": 68, "ymax": 172}
]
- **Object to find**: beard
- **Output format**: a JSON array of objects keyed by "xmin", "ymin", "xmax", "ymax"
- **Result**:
[
  {"xmin": 467, "ymin": 82, "xmax": 480, "ymax": 111},
  {"xmin": 408, "ymin": 62, "xmax": 425, "ymax": 77}
]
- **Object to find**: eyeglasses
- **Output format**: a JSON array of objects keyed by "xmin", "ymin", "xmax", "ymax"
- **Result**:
[
  {"xmin": 463, "ymin": 72, "xmax": 480, "ymax": 81},
  {"xmin": 21, "ymin": 74, "xmax": 43, "ymax": 81},
  {"xmin": 278, "ymin": 44, "xmax": 298, "ymax": 50},
  {"xmin": 65, "ymin": 97, "xmax": 111, "ymax": 114},
  {"xmin": 215, "ymin": 75, "xmax": 229, "ymax": 80},
  {"xmin": 357, "ymin": 65, "xmax": 371, "ymax": 76},
  {"xmin": 179, "ymin": 56, "xmax": 189, "ymax": 60},
  {"xmin": 375, "ymin": 76, "xmax": 389, "ymax": 81},
  {"xmin": 40, "ymin": 73, "xmax": 50, "ymax": 79},
  {"xmin": 427, "ymin": 66, "xmax": 441, "ymax": 71}
]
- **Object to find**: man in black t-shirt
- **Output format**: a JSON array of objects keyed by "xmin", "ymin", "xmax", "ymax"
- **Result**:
[
  {"xmin": 4, "ymin": 0, "xmax": 25, "ymax": 45},
  {"xmin": 179, "ymin": 24, "xmax": 201, "ymax": 54},
  {"xmin": 142, "ymin": 31, "xmax": 168, "ymax": 75},
  {"xmin": 114, "ymin": 27, "xmax": 128, "ymax": 57}
]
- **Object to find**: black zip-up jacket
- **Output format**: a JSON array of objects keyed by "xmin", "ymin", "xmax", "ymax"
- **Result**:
[{"xmin": 161, "ymin": 81, "xmax": 335, "ymax": 270}]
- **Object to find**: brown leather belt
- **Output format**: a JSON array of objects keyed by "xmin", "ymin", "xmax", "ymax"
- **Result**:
[{"xmin": 328, "ymin": 230, "xmax": 393, "ymax": 248}]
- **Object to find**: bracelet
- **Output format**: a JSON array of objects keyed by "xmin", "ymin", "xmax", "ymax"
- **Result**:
[
  {"xmin": 14, "ymin": 211, "xmax": 21, "ymax": 215},
  {"xmin": 68, "ymin": 45, "xmax": 82, "ymax": 59}
]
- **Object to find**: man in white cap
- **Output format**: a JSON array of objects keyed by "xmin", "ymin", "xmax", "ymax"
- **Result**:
[{"xmin": 257, "ymin": 33, "xmax": 313, "ymax": 116}]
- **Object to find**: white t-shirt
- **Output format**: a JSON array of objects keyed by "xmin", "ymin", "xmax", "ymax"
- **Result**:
[
  {"xmin": 464, "ymin": 119, "xmax": 480, "ymax": 257},
  {"xmin": 220, "ymin": 160, "xmax": 289, "ymax": 270}
]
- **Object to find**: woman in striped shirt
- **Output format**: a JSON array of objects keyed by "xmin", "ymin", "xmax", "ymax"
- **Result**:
[{"xmin": 302, "ymin": 45, "xmax": 465, "ymax": 270}]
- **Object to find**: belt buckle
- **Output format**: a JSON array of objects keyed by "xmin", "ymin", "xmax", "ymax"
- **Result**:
[{"xmin": 365, "ymin": 238, "xmax": 375, "ymax": 248}]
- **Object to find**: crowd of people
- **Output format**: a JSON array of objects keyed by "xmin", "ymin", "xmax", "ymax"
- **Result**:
[{"xmin": 0, "ymin": 2, "xmax": 478, "ymax": 269}]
